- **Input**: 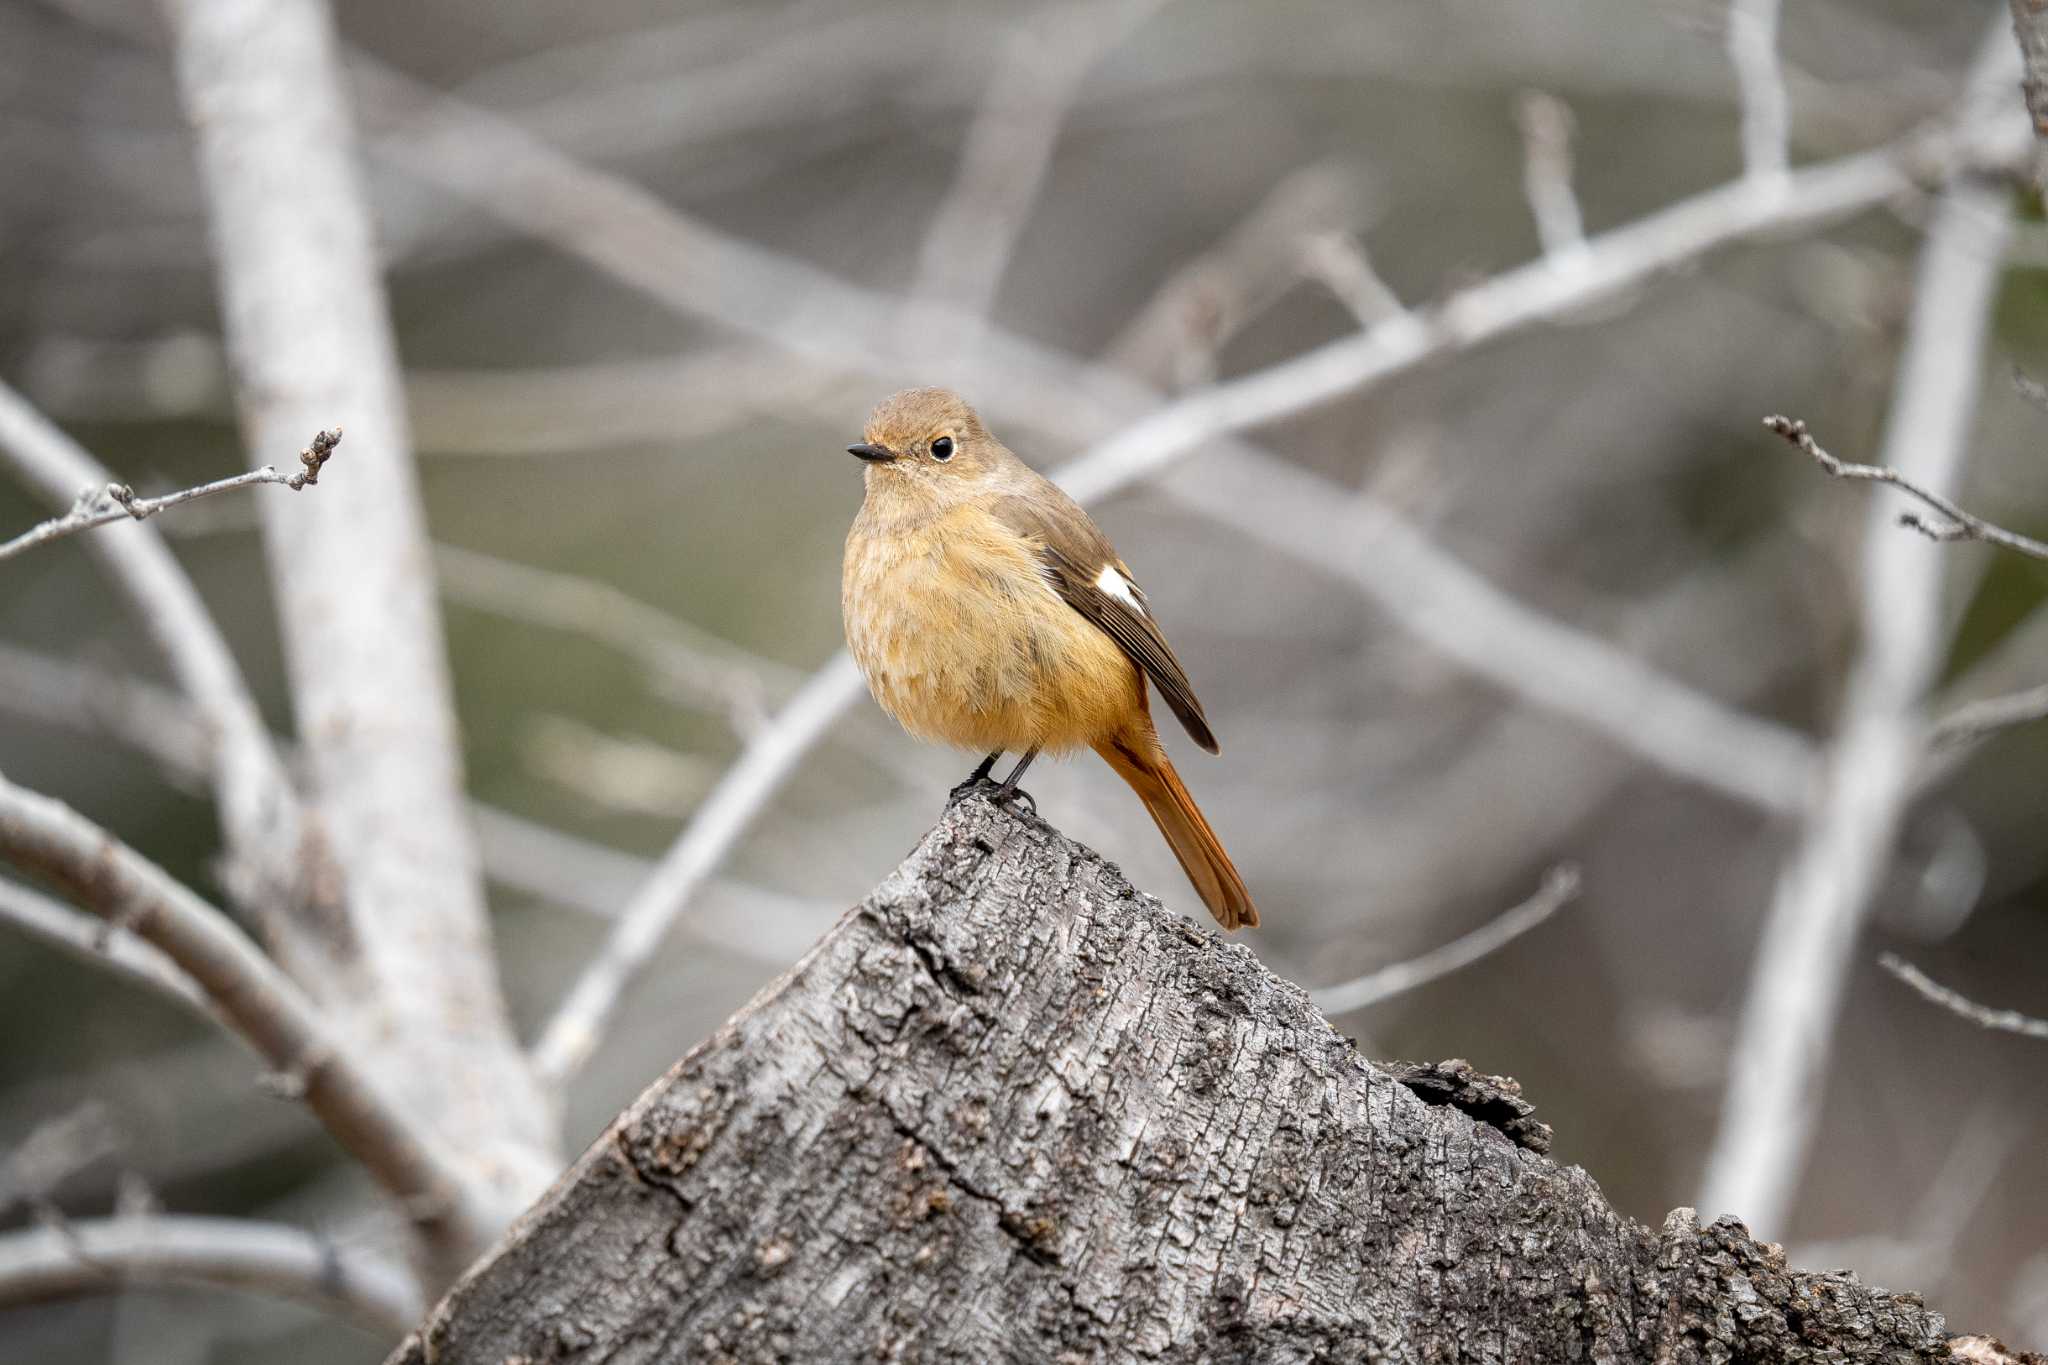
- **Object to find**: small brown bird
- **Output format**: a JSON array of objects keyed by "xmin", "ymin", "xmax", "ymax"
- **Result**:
[{"xmin": 841, "ymin": 387, "xmax": 1258, "ymax": 930}]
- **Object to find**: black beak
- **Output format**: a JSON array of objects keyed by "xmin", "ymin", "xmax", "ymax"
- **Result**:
[{"xmin": 847, "ymin": 442, "xmax": 896, "ymax": 463}]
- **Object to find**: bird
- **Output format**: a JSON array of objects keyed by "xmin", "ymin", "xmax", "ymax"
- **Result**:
[{"xmin": 840, "ymin": 387, "xmax": 1258, "ymax": 930}]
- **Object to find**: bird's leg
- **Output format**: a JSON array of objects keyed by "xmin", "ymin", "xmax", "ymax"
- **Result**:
[
  {"xmin": 992, "ymin": 747, "xmax": 1041, "ymax": 814},
  {"xmin": 948, "ymin": 750, "xmax": 1004, "ymax": 804}
]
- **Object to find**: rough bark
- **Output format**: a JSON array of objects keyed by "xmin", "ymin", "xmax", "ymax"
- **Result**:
[{"xmin": 391, "ymin": 795, "xmax": 1966, "ymax": 1364}]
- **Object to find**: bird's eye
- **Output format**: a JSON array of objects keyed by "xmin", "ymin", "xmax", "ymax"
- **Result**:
[{"xmin": 930, "ymin": 436, "xmax": 954, "ymax": 462}]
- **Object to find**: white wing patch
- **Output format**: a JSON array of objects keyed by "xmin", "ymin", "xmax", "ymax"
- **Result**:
[{"xmin": 1094, "ymin": 563, "xmax": 1147, "ymax": 616}]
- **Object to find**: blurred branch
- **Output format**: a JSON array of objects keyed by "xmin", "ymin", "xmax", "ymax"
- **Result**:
[
  {"xmin": 1105, "ymin": 162, "xmax": 1370, "ymax": 389},
  {"xmin": 470, "ymin": 804, "xmax": 838, "ymax": 967},
  {"xmin": 435, "ymin": 543, "xmax": 789, "ymax": 736},
  {"xmin": 0, "ymin": 380, "xmax": 311, "ymax": 940},
  {"xmin": 0, "ymin": 771, "xmax": 491, "ymax": 1261},
  {"xmin": 530, "ymin": 656, "xmax": 866, "ymax": 1085},
  {"xmin": 395, "ymin": 41, "xmax": 2018, "ymax": 1089},
  {"xmin": 1766, "ymin": 415, "xmax": 2048, "ymax": 561},
  {"xmin": 1932, "ymin": 681, "xmax": 2048, "ymax": 745},
  {"xmin": 1159, "ymin": 453, "xmax": 1818, "ymax": 813},
  {"xmin": 1, "ymin": 1106, "xmax": 119, "ymax": 1220},
  {"xmin": 1729, "ymin": 0, "xmax": 1793, "ymax": 179},
  {"xmin": 0, "ymin": 430, "xmax": 338, "ymax": 564},
  {"xmin": 165, "ymin": 0, "xmax": 557, "ymax": 1249},
  {"xmin": 0, "ymin": 878, "xmax": 207, "ymax": 1016},
  {"xmin": 912, "ymin": 0, "xmax": 1172, "ymax": 316},
  {"xmin": 1515, "ymin": 91, "xmax": 1588, "ymax": 262},
  {"xmin": 1701, "ymin": 125, "xmax": 2013, "ymax": 1234},
  {"xmin": 0, "ymin": 642, "xmax": 211, "ymax": 789},
  {"xmin": 1299, "ymin": 232, "xmax": 1408, "ymax": 329},
  {"xmin": 1879, "ymin": 953, "xmax": 2048, "ymax": 1040},
  {"xmin": 0, "ymin": 1214, "xmax": 421, "ymax": 1338},
  {"xmin": 1311, "ymin": 864, "xmax": 1580, "ymax": 1015}
]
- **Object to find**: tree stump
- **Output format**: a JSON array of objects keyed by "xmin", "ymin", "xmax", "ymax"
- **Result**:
[{"xmin": 389, "ymin": 794, "xmax": 1965, "ymax": 1363}]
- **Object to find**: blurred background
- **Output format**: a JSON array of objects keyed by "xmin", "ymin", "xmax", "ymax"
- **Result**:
[{"xmin": 3, "ymin": 0, "xmax": 2045, "ymax": 1358}]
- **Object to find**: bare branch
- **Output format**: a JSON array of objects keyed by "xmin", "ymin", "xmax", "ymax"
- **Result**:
[
  {"xmin": 0, "ymin": 1214, "xmax": 421, "ymax": 1338},
  {"xmin": 0, "ymin": 878, "xmax": 208, "ymax": 1016},
  {"xmin": 1879, "ymin": 953, "xmax": 2048, "ymax": 1040},
  {"xmin": 0, "ymin": 380, "xmax": 309, "ymax": 937},
  {"xmin": 1050, "ymin": 109, "xmax": 2025, "ymax": 510},
  {"xmin": 1, "ymin": 1106, "xmax": 119, "ymax": 1219},
  {"xmin": 1106, "ymin": 162, "xmax": 1370, "ymax": 388},
  {"xmin": 434, "ymin": 543, "xmax": 787, "ymax": 736},
  {"xmin": 1766, "ymin": 415, "xmax": 2048, "ymax": 562},
  {"xmin": 1311, "ymin": 865, "xmax": 1581, "ymax": 1016},
  {"xmin": 0, "ymin": 772, "xmax": 491, "ymax": 1255},
  {"xmin": 0, "ymin": 429, "xmax": 338, "ymax": 564},
  {"xmin": 1932, "ymin": 681, "xmax": 2048, "ymax": 746},
  {"xmin": 1515, "ymin": 91, "xmax": 1588, "ymax": 261},
  {"xmin": 1729, "ymin": 0, "xmax": 1792, "ymax": 179},
  {"xmin": 1702, "ymin": 160, "xmax": 2012, "ymax": 1235},
  {"xmin": 470, "ymin": 804, "xmax": 837, "ymax": 967},
  {"xmin": 1159, "ymin": 450, "xmax": 1818, "ymax": 815},
  {"xmin": 359, "ymin": 38, "xmax": 2024, "ymax": 492},
  {"xmin": 0, "ymin": 642, "xmax": 211, "ymax": 788},
  {"xmin": 1299, "ymin": 232, "xmax": 1409, "ymax": 329},
  {"xmin": 530, "ymin": 656, "xmax": 867, "ymax": 1085},
  {"xmin": 164, "ymin": 0, "xmax": 558, "ymax": 1245},
  {"xmin": 911, "ymin": 0, "xmax": 1173, "ymax": 317}
]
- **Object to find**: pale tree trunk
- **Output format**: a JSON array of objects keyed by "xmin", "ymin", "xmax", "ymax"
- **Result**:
[
  {"xmin": 388, "ymin": 795, "xmax": 1967, "ymax": 1364},
  {"xmin": 162, "ymin": 0, "xmax": 558, "ymax": 1271}
]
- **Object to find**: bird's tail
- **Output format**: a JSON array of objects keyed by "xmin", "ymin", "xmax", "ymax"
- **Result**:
[{"xmin": 1095, "ymin": 731, "xmax": 1259, "ymax": 930}]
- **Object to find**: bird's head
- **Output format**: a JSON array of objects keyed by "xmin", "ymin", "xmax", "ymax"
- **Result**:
[{"xmin": 847, "ymin": 388, "xmax": 1002, "ymax": 496}]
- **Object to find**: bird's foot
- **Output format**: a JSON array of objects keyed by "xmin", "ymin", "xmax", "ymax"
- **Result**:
[
  {"xmin": 990, "ymin": 779, "xmax": 1037, "ymax": 816},
  {"xmin": 947, "ymin": 752, "xmax": 1004, "ymax": 807},
  {"xmin": 946, "ymin": 774, "xmax": 999, "ymax": 807}
]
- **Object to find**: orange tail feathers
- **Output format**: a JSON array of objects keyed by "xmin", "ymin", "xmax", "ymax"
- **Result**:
[{"xmin": 1095, "ymin": 734, "xmax": 1259, "ymax": 930}]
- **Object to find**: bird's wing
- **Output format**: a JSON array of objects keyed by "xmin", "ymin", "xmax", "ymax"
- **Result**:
[{"xmin": 991, "ymin": 488, "xmax": 1219, "ymax": 754}]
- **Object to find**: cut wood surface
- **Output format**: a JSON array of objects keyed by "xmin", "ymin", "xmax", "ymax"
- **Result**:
[{"xmin": 391, "ymin": 793, "xmax": 1965, "ymax": 1363}]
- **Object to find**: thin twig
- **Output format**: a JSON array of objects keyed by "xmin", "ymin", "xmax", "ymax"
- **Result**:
[
  {"xmin": 1701, "ymin": 45, "xmax": 2014, "ymax": 1233},
  {"xmin": 1879, "ymin": 952, "xmax": 2048, "ymax": 1040},
  {"xmin": 0, "ymin": 771, "xmax": 490, "ymax": 1254},
  {"xmin": 1729, "ymin": 0, "xmax": 1792, "ymax": 179},
  {"xmin": 0, "ymin": 380, "xmax": 309, "ymax": 931},
  {"xmin": 1311, "ymin": 865, "xmax": 1581, "ymax": 1015},
  {"xmin": 0, "ymin": 430, "xmax": 338, "ymax": 564},
  {"xmin": 1515, "ymin": 90, "xmax": 1588, "ymax": 261},
  {"xmin": 1766, "ymin": 415, "xmax": 2048, "ymax": 562},
  {"xmin": 0, "ymin": 1214, "xmax": 421, "ymax": 1337}
]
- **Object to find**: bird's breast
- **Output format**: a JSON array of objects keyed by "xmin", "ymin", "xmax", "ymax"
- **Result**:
[{"xmin": 842, "ymin": 505, "xmax": 1137, "ymax": 751}]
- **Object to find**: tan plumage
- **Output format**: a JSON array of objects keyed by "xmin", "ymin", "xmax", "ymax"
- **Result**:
[{"xmin": 841, "ymin": 387, "xmax": 1258, "ymax": 930}]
